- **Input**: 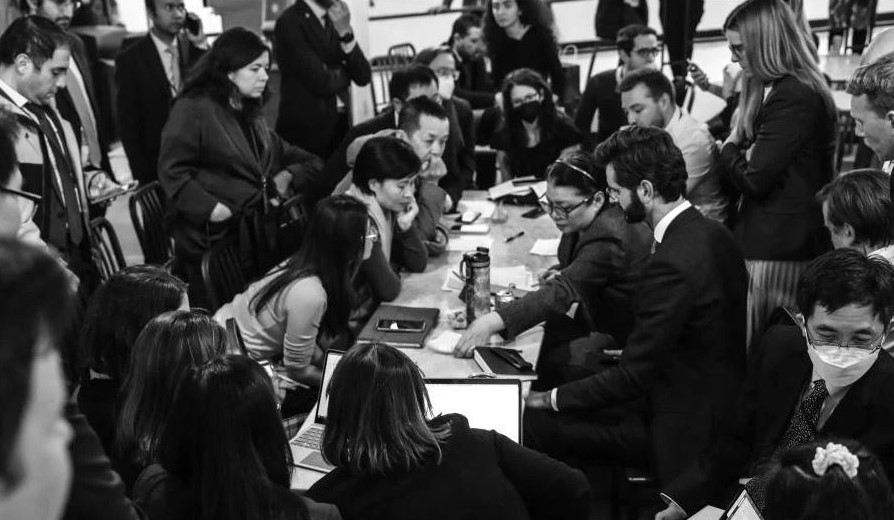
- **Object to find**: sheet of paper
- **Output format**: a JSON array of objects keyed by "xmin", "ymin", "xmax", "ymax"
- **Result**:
[
  {"xmin": 441, "ymin": 269, "xmax": 465, "ymax": 292},
  {"xmin": 491, "ymin": 265, "xmax": 536, "ymax": 292},
  {"xmin": 530, "ymin": 238, "xmax": 561, "ymax": 257},
  {"xmin": 488, "ymin": 179, "xmax": 533, "ymax": 200},
  {"xmin": 428, "ymin": 330, "xmax": 462, "ymax": 354},
  {"xmin": 690, "ymin": 507, "xmax": 723, "ymax": 520},
  {"xmin": 458, "ymin": 200, "xmax": 496, "ymax": 219},
  {"xmin": 530, "ymin": 180, "xmax": 548, "ymax": 199},
  {"xmin": 447, "ymin": 236, "xmax": 494, "ymax": 252}
]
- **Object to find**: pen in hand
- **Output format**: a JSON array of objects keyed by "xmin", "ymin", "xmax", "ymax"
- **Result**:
[{"xmin": 504, "ymin": 230, "xmax": 525, "ymax": 243}]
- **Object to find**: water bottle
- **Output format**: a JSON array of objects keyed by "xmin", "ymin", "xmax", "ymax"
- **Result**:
[{"xmin": 460, "ymin": 247, "xmax": 491, "ymax": 322}]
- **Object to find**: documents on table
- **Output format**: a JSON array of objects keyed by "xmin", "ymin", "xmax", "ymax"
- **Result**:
[
  {"xmin": 458, "ymin": 200, "xmax": 496, "ymax": 219},
  {"xmin": 690, "ymin": 507, "xmax": 723, "ymax": 520},
  {"xmin": 428, "ymin": 330, "xmax": 462, "ymax": 354},
  {"xmin": 529, "ymin": 238, "xmax": 561, "ymax": 257},
  {"xmin": 447, "ymin": 236, "xmax": 494, "ymax": 252},
  {"xmin": 491, "ymin": 265, "xmax": 536, "ymax": 292},
  {"xmin": 487, "ymin": 177, "xmax": 547, "ymax": 200}
]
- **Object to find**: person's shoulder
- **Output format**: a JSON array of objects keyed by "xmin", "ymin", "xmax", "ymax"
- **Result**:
[
  {"xmin": 115, "ymin": 37, "xmax": 150, "ymax": 66},
  {"xmin": 452, "ymin": 96, "xmax": 472, "ymax": 114},
  {"xmin": 284, "ymin": 275, "xmax": 327, "ymax": 304},
  {"xmin": 276, "ymin": 0, "xmax": 309, "ymax": 25}
]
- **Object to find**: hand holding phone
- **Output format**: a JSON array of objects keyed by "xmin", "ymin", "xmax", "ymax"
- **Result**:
[{"xmin": 185, "ymin": 12, "xmax": 202, "ymax": 36}]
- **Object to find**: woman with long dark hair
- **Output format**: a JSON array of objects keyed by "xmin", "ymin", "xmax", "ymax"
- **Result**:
[
  {"xmin": 159, "ymin": 27, "xmax": 323, "ymax": 307},
  {"xmin": 214, "ymin": 195, "xmax": 372, "ymax": 411},
  {"xmin": 720, "ymin": 0, "xmax": 836, "ymax": 346},
  {"xmin": 491, "ymin": 68, "xmax": 580, "ymax": 180},
  {"xmin": 483, "ymin": 0, "xmax": 564, "ymax": 96},
  {"xmin": 114, "ymin": 311, "xmax": 227, "ymax": 492},
  {"xmin": 307, "ymin": 343, "xmax": 590, "ymax": 520},
  {"xmin": 134, "ymin": 355, "xmax": 339, "ymax": 520}
]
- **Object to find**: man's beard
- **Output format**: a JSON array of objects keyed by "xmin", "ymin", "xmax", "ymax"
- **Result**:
[{"xmin": 623, "ymin": 190, "xmax": 646, "ymax": 223}]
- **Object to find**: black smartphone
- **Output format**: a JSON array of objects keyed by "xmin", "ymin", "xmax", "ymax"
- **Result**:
[
  {"xmin": 376, "ymin": 319, "xmax": 426, "ymax": 333},
  {"xmin": 185, "ymin": 13, "xmax": 201, "ymax": 36},
  {"xmin": 521, "ymin": 206, "xmax": 546, "ymax": 219}
]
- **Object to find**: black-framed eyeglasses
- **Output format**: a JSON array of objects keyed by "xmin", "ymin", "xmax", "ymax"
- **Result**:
[
  {"xmin": 538, "ymin": 191, "xmax": 594, "ymax": 219},
  {"xmin": 634, "ymin": 47, "xmax": 661, "ymax": 58},
  {"xmin": 0, "ymin": 186, "xmax": 41, "ymax": 221}
]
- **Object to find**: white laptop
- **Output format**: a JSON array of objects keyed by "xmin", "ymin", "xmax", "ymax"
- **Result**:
[
  {"xmin": 425, "ymin": 378, "xmax": 523, "ymax": 443},
  {"xmin": 290, "ymin": 350, "xmax": 344, "ymax": 473},
  {"xmin": 723, "ymin": 489, "xmax": 763, "ymax": 520}
]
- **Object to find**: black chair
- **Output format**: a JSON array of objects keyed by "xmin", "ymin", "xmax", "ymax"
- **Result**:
[
  {"xmin": 387, "ymin": 42, "xmax": 416, "ymax": 59},
  {"xmin": 128, "ymin": 181, "xmax": 174, "ymax": 268},
  {"xmin": 369, "ymin": 54, "xmax": 413, "ymax": 115},
  {"xmin": 200, "ymin": 237, "xmax": 248, "ymax": 312},
  {"xmin": 89, "ymin": 217, "xmax": 126, "ymax": 281}
]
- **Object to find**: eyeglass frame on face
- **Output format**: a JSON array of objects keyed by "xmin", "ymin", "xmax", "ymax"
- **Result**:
[
  {"xmin": 803, "ymin": 324, "xmax": 885, "ymax": 353},
  {"xmin": 0, "ymin": 186, "xmax": 42, "ymax": 221},
  {"xmin": 539, "ymin": 191, "xmax": 595, "ymax": 219},
  {"xmin": 50, "ymin": 0, "xmax": 82, "ymax": 8},
  {"xmin": 160, "ymin": 2, "xmax": 187, "ymax": 13},
  {"xmin": 510, "ymin": 91, "xmax": 541, "ymax": 108},
  {"xmin": 633, "ymin": 46, "xmax": 661, "ymax": 59}
]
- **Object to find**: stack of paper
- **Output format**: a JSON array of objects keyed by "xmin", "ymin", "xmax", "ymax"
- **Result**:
[
  {"xmin": 487, "ymin": 176, "xmax": 541, "ymax": 200},
  {"xmin": 458, "ymin": 200, "xmax": 496, "ymax": 219},
  {"xmin": 530, "ymin": 238, "xmax": 561, "ymax": 257},
  {"xmin": 447, "ymin": 236, "xmax": 494, "ymax": 252},
  {"xmin": 491, "ymin": 265, "xmax": 536, "ymax": 292}
]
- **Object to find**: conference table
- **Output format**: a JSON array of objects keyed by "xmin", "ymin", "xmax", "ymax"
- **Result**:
[{"xmin": 290, "ymin": 190, "xmax": 561, "ymax": 490}]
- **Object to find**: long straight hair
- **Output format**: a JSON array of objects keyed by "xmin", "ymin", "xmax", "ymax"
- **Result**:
[
  {"xmin": 250, "ymin": 195, "xmax": 367, "ymax": 337},
  {"xmin": 115, "ymin": 311, "xmax": 227, "ymax": 466},
  {"xmin": 725, "ymin": 0, "xmax": 833, "ymax": 142},
  {"xmin": 158, "ymin": 355, "xmax": 306, "ymax": 520},
  {"xmin": 501, "ymin": 68, "xmax": 561, "ymax": 170},
  {"xmin": 322, "ymin": 343, "xmax": 451, "ymax": 476}
]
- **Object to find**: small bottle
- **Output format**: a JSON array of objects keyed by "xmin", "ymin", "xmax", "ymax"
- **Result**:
[{"xmin": 461, "ymin": 247, "xmax": 491, "ymax": 323}]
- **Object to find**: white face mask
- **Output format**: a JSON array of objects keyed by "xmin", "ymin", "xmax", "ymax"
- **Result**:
[
  {"xmin": 437, "ymin": 75, "xmax": 455, "ymax": 100},
  {"xmin": 801, "ymin": 326, "xmax": 880, "ymax": 387}
]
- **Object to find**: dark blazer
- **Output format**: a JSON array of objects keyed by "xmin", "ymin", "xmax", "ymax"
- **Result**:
[
  {"xmin": 663, "ymin": 325, "xmax": 894, "ymax": 514},
  {"xmin": 274, "ymin": 0, "xmax": 371, "ymax": 157},
  {"xmin": 63, "ymin": 402, "xmax": 141, "ymax": 520},
  {"xmin": 497, "ymin": 204, "xmax": 652, "ymax": 348},
  {"xmin": 56, "ymin": 32, "xmax": 112, "ymax": 175},
  {"xmin": 115, "ymin": 34, "xmax": 205, "ymax": 185},
  {"xmin": 719, "ymin": 75, "xmax": 836, "ymax": 261},
  {"xmin": 555, "ymin": 207, "xmax": 748, "ymax": 485},
  {"xmin": 307, "ymin": 414, "xmax": 591, "ymax": 520},
  {"xmin": 574, "ymin": 68, "xmax": 625, "ymax": 153},
  {"xmin": 158, "ymin": 95, "xmax": 323, "ymax": 257},
  {"xmin": 444, "ymin": 96, "xmax": 475, "ymax": 201},
  {"xmin": 455, "ymin": 52, "xmax": 495, "ymax": 110}
]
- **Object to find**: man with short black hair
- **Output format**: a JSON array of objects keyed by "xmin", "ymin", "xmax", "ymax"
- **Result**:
[
  {"xmin": 619, "ymin": 67, "xmax": 726, "ymax": 222},
  {"xmin": 658, "ymin": 249, "xmax": 894, "ymax": 519},
  {"xmin": 575, "ymin": 24, "xmax": 658, "ymax": 151},
  {"xmin": 448, "ymin": 13, "xmax": 493, "ymax": 109},
  {"xmin": 524, "ymin": 126, "xmax": 748, "ymax": 495},
  {"xmin": 818, "ymin": 169, "xmax": 894, "ymax": 261},
  {"xmin": 115, "ymin": 0, "xmax": 207, "ymax": 185},
  {"xmin": 847, "ymin": 54, "xmax": 894, "ymax": 174}
]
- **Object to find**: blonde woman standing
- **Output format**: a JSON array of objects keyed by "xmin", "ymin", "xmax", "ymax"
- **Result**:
[{"xmin": 720, "ymin": 0, "xmax": 836, "ymax": 347}]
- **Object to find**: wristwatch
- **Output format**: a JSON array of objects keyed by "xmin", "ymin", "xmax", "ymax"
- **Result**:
[{"xmin": 339, "ymin": 31, "xmax": 355, "ymax": 43}]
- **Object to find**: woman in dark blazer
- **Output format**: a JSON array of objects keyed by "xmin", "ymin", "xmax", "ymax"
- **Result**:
[
  {"xmin": 720, "ymin": 0, "xmax": 835, "ymax": 346},
  {"xmin": 307, "ymin": 343, "xmax": 591, "ymax": 520},
  {"xmin": 159, "ymin": 28, "xmax": 323, "ymax": 306},
  {"xmin": 454, "ymin": 152, "xmax": 652, "ymax": 388}
]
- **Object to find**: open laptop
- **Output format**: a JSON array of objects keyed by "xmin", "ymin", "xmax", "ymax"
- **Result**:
[
  {"xmin": 290, "ymin": 350, "xmax": 344, "ymax": 473},
  {"xmin": 425, "ymin": 378, "xmax": 523, "ymax": 443},
  {"xmin": 721, "ymin": 489, "xmax": 763, "ymax": 520}
]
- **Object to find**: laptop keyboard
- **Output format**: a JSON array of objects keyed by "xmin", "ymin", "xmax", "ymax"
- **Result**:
[{"xmin": 291, "ymin": 424, "xmax": 324, "ymax": 449}]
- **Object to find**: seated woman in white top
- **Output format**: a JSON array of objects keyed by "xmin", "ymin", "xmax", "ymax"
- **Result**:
[{"xmin": 215, "ymin": 195, "xmax": 373, "ymax": 403}]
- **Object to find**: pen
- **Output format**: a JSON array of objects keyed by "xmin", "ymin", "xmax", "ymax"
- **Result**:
[{"xmin": 504, "ymin": 230, "xmax": 525, "ymax": 243}]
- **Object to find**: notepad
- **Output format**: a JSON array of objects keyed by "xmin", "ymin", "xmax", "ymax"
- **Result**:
[
  {"xmin": 530, "ymin": 238, "xmax": 561, "ymax": 257},
  {"xmin": 447, "ymin": 236, "xmax": 494, "ymax": 252},
  {"xmin": 491, "ymin": 266, "xmax": 536, "ymax": 292},
  {"xmin": 458, "ymin": 200, "xmax": 496, "ymax": 219}
]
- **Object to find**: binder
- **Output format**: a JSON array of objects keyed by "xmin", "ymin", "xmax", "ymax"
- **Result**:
[
  {"xmin": 473, "ymin": 347, "xmax": 537, "ymax": 381},
  {"xmin": 355, "ymin": 304, "xmax": 440, "ymax": 349}
]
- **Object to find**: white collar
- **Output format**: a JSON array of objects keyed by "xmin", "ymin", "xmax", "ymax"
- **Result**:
[
  {"xmin": 663, "ymin": 106, "xmax": 682, "ymax": 132},
  {"xmin": 149, "ymin": 29, "xmax": 179, "ymax": 56},
  {"xmin": 654, "ymin": 200, "xmax": 692, "ymax": 243},
  {"xmin": 883, "ymin": 160, "xmax": 894, "ymax": 175},
  {"xmin": 304, "ymin": 0, "xmax": 327, "ymax": 21},
  {"xmin": 0, "ymin": 76, "xmax": 28, "ymax": 109}
]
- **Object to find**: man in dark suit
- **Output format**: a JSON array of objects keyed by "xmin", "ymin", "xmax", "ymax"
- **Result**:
[
  {"xmin": 320, "ymin": 64, "xmax": 471, "ymax": 204},
  {"xmin": 275, "ymin": 0, "xmax": 371, "ymax": 159},
  {"xmin": 115, "ymin": 0, "xmax": 207, "ymax": 186},
  {"xmin": 523, "ymin": 126, "xmax": 748, "ymax": 492},
  {"xmin": 448, "ymin": 14, "xmax": 493, "ymax": 110},
  {"xmin": 658, "ymin": 250, "xmax": 894, "ymax": 519}
]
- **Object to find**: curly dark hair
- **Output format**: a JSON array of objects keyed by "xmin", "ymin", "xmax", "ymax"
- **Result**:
[{"xmin": 594, "ymin": 126, "xmax": 687, "ymax": 201}]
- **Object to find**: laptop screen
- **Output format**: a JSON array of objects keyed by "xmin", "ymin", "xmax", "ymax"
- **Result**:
[
  {"xmin": 725, "ymin": 489, "xmax": 764, "ymax": 520},
  {"xmin": 315, "ymin": 350, "xmax": 345, "ymax": 423},
  {"xmin": 425, "ymin": 379, "xmax": 522, "ymax": 443}
]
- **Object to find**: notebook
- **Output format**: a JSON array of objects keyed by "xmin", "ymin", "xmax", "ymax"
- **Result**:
[
  {"xmin": 425, "ymin": 379, "xmax": 523, "ymax": 443},
  {"xmin": 473, "ymin": 347, "xmax": 538, "ymax": 381},
  {"xmin": 355, "ymin": 305, "xmax": 440, "ymax": 348},
  {"xmin": 289, "ymin": 350, "xmax": 345, "ymax": 473}
]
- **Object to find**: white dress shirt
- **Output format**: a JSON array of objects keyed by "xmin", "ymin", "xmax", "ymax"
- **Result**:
[{"xmin": 664, "ymin": 108, "xmax": 725, "ymax": 223}]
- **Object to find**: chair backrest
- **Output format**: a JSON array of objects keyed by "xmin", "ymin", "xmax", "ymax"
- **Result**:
[
  {"xmin": 128, "ymin": 181, "xmax": 174, "ymax": 268},
  {"xmin": 368, "ymin": 54, "xmax": 413, "ymax": 115},
  {"xmin": 201, "ymin": 237, "xmax": 248, "ymax": 312},
  {"xmin": 387, "ymin": 42, "xmax": 416, "ymax": 59},
  {"xmin": 89, "ymin": 217, "xmax": 126, "ymax": 281}
]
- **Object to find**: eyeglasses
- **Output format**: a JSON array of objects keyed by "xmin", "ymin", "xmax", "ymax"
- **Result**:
[
  {"xmin": 510, "ymin": 92, "xmax": 540, "ymax": 108},
  {"xmin": 160, "ymin": 2, "xmax": 187, "ymax": 13},
  {"xmin": 0, "ymin": 186, "xmax": 42, "ymax": 221},
  {"xmin": 804, "ymin": 326, "xmax": 885, "ymax": 353},
  {"xmin": 634, "ymin": 47, "xmax": 661, "ymax": 58},
  {"xmin": 51, "ymin": 0, "xmax": 82, "ymax": 8},
  {"xmin": 538, "ymin": 191, "xmax": 594, "ymax": 219}
]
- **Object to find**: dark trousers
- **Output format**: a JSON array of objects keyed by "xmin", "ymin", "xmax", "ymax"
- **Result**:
[
  {"xmin": 172, "ymin": 250, "xmax": 209, "ymax": 310},
  {"xmin": 660, "ymin": 0, "xmax": 705, "ymax": 78}
]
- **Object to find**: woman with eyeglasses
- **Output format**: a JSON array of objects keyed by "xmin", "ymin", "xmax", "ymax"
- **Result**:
[
  {"xmin": 483, "ymin": 0, "xmax": 564, "ymax": 98},
  {"xmin": 454, "ymin": 152, "xmax": 652, "ymax": 387},
  {"xmin": 491, "ymin": 68, "xmax": 581, "ymax": 181},
  {"xmin": 307, "ymin": 342, "xmax": 590, "ymax": 520},
  {"xmin": 214, "ymin": 195, "xmax": 373, "ymax": 414},
  {"xmin": 721, "ymin": 0, "xmax": 836, "ymax": 347}
]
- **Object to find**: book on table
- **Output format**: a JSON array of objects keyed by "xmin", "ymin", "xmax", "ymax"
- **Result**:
[
  {"xmin": 355, "ymin": 304, "xmax": 440, "ymax": 349},
  {"xmin": 473, "ymin": 346, "xmax": 537, "ymax": 381}
]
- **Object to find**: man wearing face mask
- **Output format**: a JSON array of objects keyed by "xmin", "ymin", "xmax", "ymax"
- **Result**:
[{"xmin": 657, "ymin": 249, "xmax": 894, "ymax": 520}]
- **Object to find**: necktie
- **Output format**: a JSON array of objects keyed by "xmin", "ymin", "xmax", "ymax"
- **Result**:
[
  {"xmin": 166, "ymin": 45, "xmax": 181, "ymax": 95},
  {"xmin": 24, "ymin": 102, "xmax": 84, "ymax": 245},
  {"xmin": 746, "ymin": 379, "xmax": 829, "ymax": 509},
  {"xmin": 65, "ymin": 61, "xmax": 102, "ymax": 168}
]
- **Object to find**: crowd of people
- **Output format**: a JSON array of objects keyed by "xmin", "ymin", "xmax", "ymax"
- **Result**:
[{"xmin": 4, "ymin": 0, "xmax": 894, "ymax": 519}]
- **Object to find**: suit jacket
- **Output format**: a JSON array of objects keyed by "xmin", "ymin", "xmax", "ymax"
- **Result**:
[
  {"xmin": 115, "ymin": 34, "xmax": 205, "ymax": 185},
  {"xmin": 497, "ymin": 204, "xmax": 652, "ymax": 348},
  {"xmin": 158, "ymin": 95, "xmax": 323, "ymax": 256},
  {"xmin": 663, "ymin": 324, "xmax": 894, "ymax": 513},
  {"xmin": 56, "ymin": 32, "xmax": 112, "ymax": 175},
  {"xmin": 555, "ymin": 207, "xmax": 748, "ymax": 485},
  {"xmin": 455, "ymin": 52, "xmax": 494, "ymax": 110},
  {"xmin": 720, "ymin": 75, "xmax": 836, "ymax": 260},
  {"xmin": 274, "ymin": 0, "xmax": 371, "ymax": 157}
]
